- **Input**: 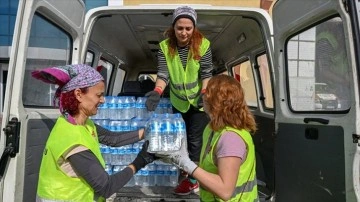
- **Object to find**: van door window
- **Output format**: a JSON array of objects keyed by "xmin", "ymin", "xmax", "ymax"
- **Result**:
[
  {"xmin": 257, "ymin": 54, "xmax": 273, "ymax": 109},
  {"xmin": 97, "ymin": 57, "xmax": 114, "ymax": 88},
  {"xmin": 232, "ymin": 60, "xmax": 258, "ymax": 107},
  {"xmin": 22, "ymin": 13, "xmax": 71, "ymax": 107},
  {"xmin": 287, "ymin": 17, "xmax": 350, "ymax": 112},
  {"xmin": 112, "ymin": 67, "xmax": 126, "ymax": 96},
  {"xmin": 85, "ymin": 50, "xmax": 94, "ymax": 66}
]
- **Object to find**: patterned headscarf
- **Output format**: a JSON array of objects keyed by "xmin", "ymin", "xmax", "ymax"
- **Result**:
[{"xmin": 31, "ymin": 64, "xmax": 104, "ymax": 121}]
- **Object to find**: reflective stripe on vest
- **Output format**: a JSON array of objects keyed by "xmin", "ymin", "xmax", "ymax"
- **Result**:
[
  {"xmin": 159, "ymin": 38, "xmax": 210, "ymax": 112},
  {"xmin": 37, "ymin": 116, "xmax": 105, "ymax": 202},
  {"xmin": 199, "ymin": 125, "xmax": 258, "ymax": 201},
  {"xmin": 169, "ymin": 84, "xmax": 201, "ymax": 101}
]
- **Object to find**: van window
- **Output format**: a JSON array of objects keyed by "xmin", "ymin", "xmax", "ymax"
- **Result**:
[
  {"xmin": 257, "ymin": 54, "xmax": 273, "ymax": 109},
  {"xmin": 138, "ymin": 73, "xmax": 157, "ymax": 82},
  {"xmin": 23, "ymin": 13, "xmax": 71, "ymax": 107},
  {"xmin": 286, "ymin": 17, "xmax": 350, "ymax": 112},
  {"xmin": 232, "ymin": 60, "xmax": 258, "ymax": 107}
]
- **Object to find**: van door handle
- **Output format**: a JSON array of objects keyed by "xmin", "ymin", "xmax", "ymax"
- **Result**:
[{"xmin": 303, "ymin": 118, "xmax": 329, "ymax": 125}]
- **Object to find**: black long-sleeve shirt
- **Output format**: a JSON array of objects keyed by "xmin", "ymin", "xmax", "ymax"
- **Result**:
[{"xmin": 67, "ymin": 124, "xmax": 140, "ymax": 198}]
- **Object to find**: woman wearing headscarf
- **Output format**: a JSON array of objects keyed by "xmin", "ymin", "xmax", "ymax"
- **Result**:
[
  {"xmin": 33, "ymin": 64, "xmax": 156, "ymax": 202},
  {"xmin": 157, "ymin": 75, "xmax": 258, "ymax": 201},
  {"xmin": 145, "ymin": 6, "xmax": 213, "ymax": 194}
]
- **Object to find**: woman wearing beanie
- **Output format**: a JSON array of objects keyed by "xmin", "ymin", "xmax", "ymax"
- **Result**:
[{"xmin": 144, "ymin": 6, "xmax": 213, "ymax": 195}]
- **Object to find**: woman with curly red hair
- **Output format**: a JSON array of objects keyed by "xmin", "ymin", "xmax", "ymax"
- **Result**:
[
  {"xmin": 145, "ymin": 6, "xmax": 213, "ymax": 194},
  {"xmin": 158, "ymin": 75, "xmax": 258, "ymax": 201}
]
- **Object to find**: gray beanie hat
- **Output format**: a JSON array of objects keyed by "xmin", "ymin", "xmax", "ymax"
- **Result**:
[{"xmin": 172, "ymin": 6, "xmax": 197, "ymax": 26}]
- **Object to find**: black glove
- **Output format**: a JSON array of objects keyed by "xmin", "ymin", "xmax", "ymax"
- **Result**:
[
  {"xmin": 131, "ymin": 140, "xmax": 156, "ymax": 172},
  {"xmin": 197, "ymin": 92, "xmax": 205, "ymax": 107},
  {"xmin": 145, "ymin": 91, "xmax": 161, "ymax": 111}
]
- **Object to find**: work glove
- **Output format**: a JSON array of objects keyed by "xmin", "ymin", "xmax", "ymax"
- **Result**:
[
  {"xmin": 156, "ymin": 139, "xmax": 198, "ymax": 175},
  {"xmin": 131, "ymin": 140, "xmax": 157, "ymax": 172},
  {"xmin": 145, "ymin": 91, "xmax": 161, "ymax": 111}
]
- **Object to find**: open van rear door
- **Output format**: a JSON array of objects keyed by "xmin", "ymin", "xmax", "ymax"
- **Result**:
[
  {"xmin": 273, "ymin": 0, "xmax": 360, "ymax": 201},
  {"xmin": 0, "ymin": 0, "xmax": 85, "ymax": 201}
]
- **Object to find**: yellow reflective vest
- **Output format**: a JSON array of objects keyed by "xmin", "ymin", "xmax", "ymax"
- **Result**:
[
  {"xmin": 159, "ymin": 38, "xmax": 210, "ymax": 112},
  {"xmin": 199, "ymin": 125, "xmax": 258, "ymax": 201},
  {"xmin": 37, "ymin": 116, "xmax": 105, "ymax": 202}
]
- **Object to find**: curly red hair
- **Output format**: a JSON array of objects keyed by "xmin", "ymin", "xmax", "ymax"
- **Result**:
[
  {"xmin": 204, "ymin": 75, "xmax": 257, "ymax": 133},
  {"xmin": 59, "ymin": 88, "xmax": 88, "ymax": 116},
  {"xmin": 164, "ymin": 27, "xmax": 204, "ymax": 61}
]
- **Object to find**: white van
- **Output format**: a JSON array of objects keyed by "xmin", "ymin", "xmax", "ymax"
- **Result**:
[{"xmin": 0, "ymin": 0, "xmax": 359, "ymax": 201}]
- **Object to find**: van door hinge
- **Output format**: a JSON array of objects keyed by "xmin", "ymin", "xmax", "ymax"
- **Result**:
[
  {"xmin": 0, "ymin": 117, "xmax": 21, "ymax": 180},
  {"xmin": 353, "ymin": 134, "xmax": 360, "ymax": 144},
  {"xmin": 3, "ymin": 117, "xmax": 21, "ymax": 157}
]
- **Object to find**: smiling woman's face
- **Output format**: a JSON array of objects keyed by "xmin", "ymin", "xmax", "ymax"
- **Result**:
[
  {"xmin": 77, "ymin": 81, "xmax": 105, "ymax": 117},
  {"xmin": 174, "ymin": 18, "xmax": 194, "ymax": 47}
]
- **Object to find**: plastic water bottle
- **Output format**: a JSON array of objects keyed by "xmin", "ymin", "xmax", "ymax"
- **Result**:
[
  {"xmin": 122, "ymin": 96, "xmax": 136, "ymax": 119},
  {"xmin": 174, "ymin": 113, "xmax": 186, "ymax": 150},
  {"xmin": 146, "ymin": 114, "xmax": 161, "ymax": 152},
  {"xmin": 108, "ymin": 120, "xmax": 117, "ymax": 132},
  {"xmin": 147, "ymin": 163, "xmax": 157, "ymax": 186},
  {"xmin": 107, "ymin": 96, "xmax": 117, "ymax": 119},
  {"xmin": 136, "ymin": 97, "xmax": 149, "ymax": 119},
  {"xmin": 101, "ymin": 145, "xmax": 112, "ymax": 164},
  {"xmin": 97, "ymin": 103, "xmax": 108, "ymax": 119},
  {"xmin": 110, "ymin": 147, "xmax": 118, "ymax": 165},
  {"xmin": 141, "ymin": 166, "xmax": 150, "ymax": 186},
  {"xmin": 161, "ymin": 113, "xmax": 175, "ymax": 151},
  {"xmin": 131, "ymin": 142, "xmax": 140, "ymax": 162},
  {"xmin": 165, "ymin": 98, "xmax": 173, "ymax": 114},
  {"xmin": 129, "ymin": 96, "xmax": 136, "ymax": 119},
  {"xmin": 124, "ymin": 144, "xmax": 132, "ymax": 164},
  {"xmin": 163, "ymin": 165, "xmax": 171, "ymax": 186},
  {"xmin": 169, "ymin": 165, "xmax": 178, "ymax": 187},
  {"xmin": 134, "ymin": 170, "xmax": 142, "ymax": 186},
  {"xmin": 155, "ymin": 163, "xmax": 165, "ymax": 186},
  {"xmin": 98, "ymin": 119, "xmax": 109, "ymax": 130},
  {"xmin": 119, "ymin": 120, "xmax": 131, "ymax": 132},
  {"xmin": 117, "ymin": 96, "xmax": 125, "ymax": 120},
  {"xmin": 130, "ymin": 118, "xmax": 139, "ymax": 131},
  {"xmin": 117, "ymin": 146, "xmax": 125, "ymax": 165}
]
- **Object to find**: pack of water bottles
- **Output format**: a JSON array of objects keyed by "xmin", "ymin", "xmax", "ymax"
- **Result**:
[
  {"xmin": 145, "ymin": 113, "xmax": 186, "ymax": 152},
  {"xmin": 92, "ymin": 96, "xmax": 173, "ymax": 131},
  {"xmin": 101, "ymin": 142, "xmax": 178, "ymax": 187},
  {"xmin": 92, "ymin": 96, "xmax": 180, "ymax": 187}
]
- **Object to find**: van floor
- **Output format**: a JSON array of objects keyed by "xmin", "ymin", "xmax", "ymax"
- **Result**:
[
  {"xmin": 114, "ymin": 186, "xmax": 200, "ymax": 202},
  {"xmin": 113, "ymin": 186, "xmax": 271, "ymax": 202}
]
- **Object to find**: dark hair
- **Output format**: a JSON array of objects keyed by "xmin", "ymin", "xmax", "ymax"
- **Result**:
[
  {"xmin": 164, "ymin": 27, "xmax": 204, "ymax": 61},
  {"xmin": 60, "ymin": 88, "xmax": 88, "ymax": 116},
  {"xmin": 204, "ymin": 75, "xmax": 257, "ymax": 133}
]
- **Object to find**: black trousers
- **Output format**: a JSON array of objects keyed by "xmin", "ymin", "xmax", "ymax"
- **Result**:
[{"xmin": 173, "ymin": 105, "xmax": 210, "ymax": 162}]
